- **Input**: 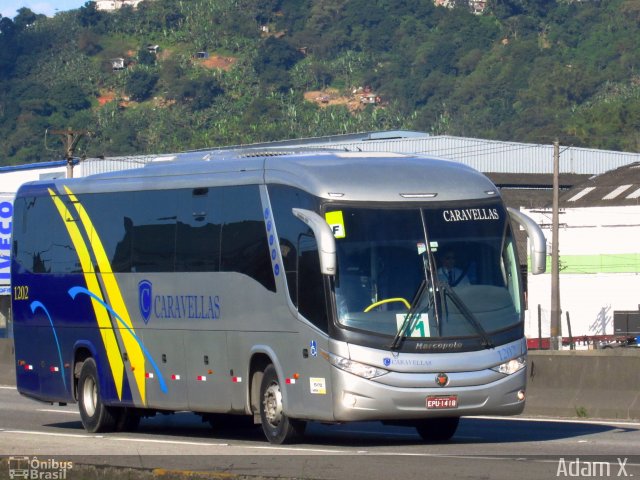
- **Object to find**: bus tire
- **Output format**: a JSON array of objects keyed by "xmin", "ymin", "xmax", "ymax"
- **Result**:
[
  {"xmin": 77, "ymin": 358, "xmax": 117, "ymax": 433},
  {"xmin": 415, "ymin": 417, "xmax": 459, "ymax": 442},
  {"xmin": 259, "ymin": 364, "xmax": 306, "ymax": 444},
  {"xmin": 115, "ymin": 407, "xmax": 141, "ymax": 432}
]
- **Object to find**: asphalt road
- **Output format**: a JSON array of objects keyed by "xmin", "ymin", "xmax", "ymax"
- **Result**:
[{"xmin": 0, "ymin": 385, "xmax": 639, "ymax": 479}]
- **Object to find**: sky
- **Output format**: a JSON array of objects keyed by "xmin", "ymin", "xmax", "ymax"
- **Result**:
[{"xmin": 1, "ymin": 0, "xmax": 86, "ymax": 19}]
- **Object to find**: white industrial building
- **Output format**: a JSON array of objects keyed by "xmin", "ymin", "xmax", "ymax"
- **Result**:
[{"xmin": 524, "ymin": 163, "xmax": 640, "ymax": 344}]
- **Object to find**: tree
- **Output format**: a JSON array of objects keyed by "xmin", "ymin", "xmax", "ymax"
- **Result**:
[
  {"xmin": 125, "ymin": 70, "xmax": 159, "ymax": 102},
  {"xmin": 169, "ymin": 77, "xmax": 224, "ymax": 111},
  {"xmin": 254, "ymin": 37, "xmax": 304, "ymax": 92},
  {"xmin": 50, "ymin": 83, "xmax": 92, "ymax": 116},
  {"xmin": 13, "ymin": 8, "xmax": 44, "ymax": 31},
  {"xmin": 0, "ymin": 16, "xmax": 16, "ymax": 36},
  {"xmin": 137, "ymin": 46, "xmax": 156, "ymax": 66},
  {"xmin": 77, "ymin": 30, "xmax": 103, "ymax": 55},
  {"xmin": 78, "ymin": 1, "xmax": 106, "ymax": 30}
]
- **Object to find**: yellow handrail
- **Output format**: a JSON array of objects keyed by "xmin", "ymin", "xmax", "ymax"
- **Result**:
[{"xmin": 363, "ymin": 297, "xmax": 410, "ymax": 313}]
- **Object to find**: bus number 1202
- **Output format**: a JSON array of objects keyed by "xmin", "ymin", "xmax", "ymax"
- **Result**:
[{"xmin": 14, "ymin": 285, "xmax": 29, "ymax": 301}]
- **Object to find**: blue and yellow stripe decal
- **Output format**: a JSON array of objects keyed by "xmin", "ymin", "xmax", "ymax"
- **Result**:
[
  {"xmin": 63, "ymin": 186, "xmax": 147, "ymax": 403},
  {"xmin": 48, "ymin": 188, "xmax": 126, "ymax": 399},
  {"xmin": 48, "ymin": 186, "xmax": 149, "ymax": 404}
]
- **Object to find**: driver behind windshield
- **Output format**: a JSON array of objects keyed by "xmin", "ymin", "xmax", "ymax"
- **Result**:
[{"xmin": 436, "ymin": 249, "xmax": 470, "ymax": 287}]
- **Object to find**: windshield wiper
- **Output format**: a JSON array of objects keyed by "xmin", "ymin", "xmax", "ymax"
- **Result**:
[
  {"xmin": 440, "ymin": 283, "xmax": 494, "ymax": 349},
  {"xmin": 389, "ymin": 279, "xmax": 429, "ymax": 351}
]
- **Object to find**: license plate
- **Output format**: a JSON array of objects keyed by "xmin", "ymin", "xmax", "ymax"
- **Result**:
[{"xmin": 426, "ymin": 395, "xmax": 458, "ymax": 409}]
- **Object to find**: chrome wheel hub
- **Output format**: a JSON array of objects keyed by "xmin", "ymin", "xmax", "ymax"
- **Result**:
[
  {"xmin": 83, "ymin": 377, "xmax": 97, "ymax": 417},
  {"xmin": 263, "ymin": 382, "xmax": 283, "ymax": 427}
]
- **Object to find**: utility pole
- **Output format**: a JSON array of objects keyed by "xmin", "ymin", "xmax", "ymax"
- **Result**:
[
  {"xmin": 550, "ymin": 139, "xmax": 562, "ymax": 350},
  {"xmin": 49, "ymin": 129, "xmax": 90, "ymax": 178}
]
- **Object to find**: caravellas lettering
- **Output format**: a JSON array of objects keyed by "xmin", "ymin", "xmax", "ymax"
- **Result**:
[
  {"xmin": 442, "ymin": 208, "xmax": 499, "ymax": 222},
  {"xmin": 154, "ymin": 294, "xmax": 221, "ymax": 320}
]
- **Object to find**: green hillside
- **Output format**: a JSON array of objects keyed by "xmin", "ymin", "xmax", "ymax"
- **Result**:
[{"xmin": 0, "ymin": 0, "xmax": 639, "ymax": 165}]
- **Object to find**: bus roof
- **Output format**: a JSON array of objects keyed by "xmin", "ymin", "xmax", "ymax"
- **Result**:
[{"xmin": 16, "ymin": 150, "xmax": 500, "ymax": 203}]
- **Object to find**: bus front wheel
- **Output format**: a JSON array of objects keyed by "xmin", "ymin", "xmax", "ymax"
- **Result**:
[
  {"xmin": 415, "ymin": 417, "xmax": 459, "ymax": 442},
  {"xmin": 77, "ymin": 358, "xmax": 117, "ymax": 433},
  {"xmin": 259, "ymin": 365, "xmax": 306, "ymax": 444}
]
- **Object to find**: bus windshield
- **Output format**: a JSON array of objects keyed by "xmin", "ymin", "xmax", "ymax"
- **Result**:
[{"xmin": 330, "ymin": 202, "xmax": 521, "ymax": 340}]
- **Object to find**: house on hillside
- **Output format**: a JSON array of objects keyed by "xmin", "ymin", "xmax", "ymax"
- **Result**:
[
  {"xmin": 95, "ymin": 0, "xmax": 147, "ymax": 11},
  {"xmin": 111, "ymin": 57, "xmax": 126, "ymax": 71},
  {"xmin": 434, "ymin": 0, "xmax": 487, "ymax": 14},
  {"xmin": 469, "ymin": 1, "xmax": 487, "ymax": 14}
]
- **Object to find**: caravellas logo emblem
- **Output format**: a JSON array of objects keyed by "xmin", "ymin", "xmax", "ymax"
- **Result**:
[
  {"xmin": 138, "ymin": 280, "xmax": 152, "ymax": 324},
  {"xmin": 435, "ymin": 373, "xmax": 449, "ymax": 387}
]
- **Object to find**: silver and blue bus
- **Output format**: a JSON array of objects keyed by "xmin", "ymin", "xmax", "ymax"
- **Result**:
[{"xmin": 11, "ymin": 150, "xmax": 545, "ymax": 444}]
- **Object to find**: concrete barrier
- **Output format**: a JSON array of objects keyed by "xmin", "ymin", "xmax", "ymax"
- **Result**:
[
  {"xmin": 0, "ymin": 340, "xmax": 638, "ymax": 421},
  {"xmin": 0, "ymin": 338, "xmax": 14, "ymax": 386},
  {"xmin": 525, "ymin": 350, "xmax": 640, "ymax": 420}
]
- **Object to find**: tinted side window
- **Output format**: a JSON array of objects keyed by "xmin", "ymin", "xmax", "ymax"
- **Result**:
[
  {"xmin": 79, "ymin": 191, "xmax": 134, "ymax": 273},
  {"xmin": 268, "ymin": 185, "xmax": 318, "ymax": 306},
  {"xmin": 297, "ymin": 233, "xmax": 328, "ymax": 332},
  {"xmin": 268, "ymin": 185, "xmax": 327, "ymax": 332},
  {"xmin": 13, "ymin": 194, "xmax": 82, "ymax": 274},
  {"xmin": 176, "ymin": 187, "xmax": 222, "ymax": 272},
  {"xmin": 129, "ymin": 190, "xmax": 178, "ymax": 272},
  {"xmin": 220, "ymin": 185, "xmax": 275, "ymax": 292}
]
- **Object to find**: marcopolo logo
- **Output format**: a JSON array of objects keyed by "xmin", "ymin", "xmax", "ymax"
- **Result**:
[{"xmin": 138, "ymin": 280, "xmax": 152, "ymax": 324}]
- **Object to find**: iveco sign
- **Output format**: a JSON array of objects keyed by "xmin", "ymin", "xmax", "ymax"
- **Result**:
[{"xmin": 0, "ymin": 196, "xmax": 13, "ymax": 294}]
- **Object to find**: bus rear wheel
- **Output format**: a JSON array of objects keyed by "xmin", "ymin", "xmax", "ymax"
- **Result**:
[
  {"xmin": 77, "ymin": 358, "xmax": 117, "ymax": 433},
  {"xmin": 259, "ymin": 365, "xmax": 306, "ymax": 444},
  {"xmin": 115, "ymin": 407, "xmax": 141, "ymax": 432},
  {"xmin": 415, "ymin": 417, "xmax": 460, "ymax": 442}
]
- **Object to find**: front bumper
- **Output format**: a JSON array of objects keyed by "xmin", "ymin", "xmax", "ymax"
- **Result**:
[{"xmin": 331, "ymin": 366, "xmax": 526, "ymax": 421}]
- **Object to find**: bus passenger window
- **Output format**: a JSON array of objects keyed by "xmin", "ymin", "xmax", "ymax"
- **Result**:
[
  {"xmin": 220, "ymin": 186, "xmax": 275, "ymax": 292},
  {"xmin": 175, "ymin": 188, "xmax": 221, "ymax": 272},
  {"xmin": 297, "ymin": 233, "xmax": 328, "ymax": 332}
]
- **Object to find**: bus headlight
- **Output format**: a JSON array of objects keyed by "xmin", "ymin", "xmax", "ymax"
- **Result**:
[
  {"xmin": 325, "ymin": 352, "xmax": 388, "ymax": 379},
  {"xmin": 491, "ymin": 356, "xmax": 526, "ymax": 375}
]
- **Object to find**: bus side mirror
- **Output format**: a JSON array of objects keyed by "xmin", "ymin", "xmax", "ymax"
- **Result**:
[
  {"xmin": 292, "ymin": 208, "xmax": 336, "ymax": 275},
  {"xmin": 507, "ymin": 207, "xmax": 547, "ymax": 275}
]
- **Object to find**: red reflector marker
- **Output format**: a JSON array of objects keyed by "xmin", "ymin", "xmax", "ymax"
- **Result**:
[
  {"xmin": 50, "ymin": 366, "xmax": 59, "ymax": 372},
  {"xmin": 197, "ymin": 376, "xmax": 207, "ymax": 382},
  {"xmin": 232, "ymin": 376, "xmax": 242, "ymax": 383},
  {"xmin": 171, "ymin": 374, "xmax": 181, "ymax": 381},
  {"xmin": 145, "ymin": 372, "xmax": 154, "ymax": 379},
  {"xmin": 24, "ymin": 364, "xmax": 33, "ymax": 371},
  {"xmin": 285, "ymin": 378, "xmax": 296, "ymax": 384}
]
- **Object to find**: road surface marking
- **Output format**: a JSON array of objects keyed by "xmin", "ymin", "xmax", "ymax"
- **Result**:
[
  {"xmin": 110, "ymin": 437, "xmax": 229, "ymax": 447},
  {"xmin": 477, "ymin": 415, "xmax": 640, "ymax": 428},
  {"xmin": 37, "ymin": 409, "xmax": 79, "ymax": 415},
  {"xmin": 2, "ymin": 429, "xmax": 102, "ymax": 438}
]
